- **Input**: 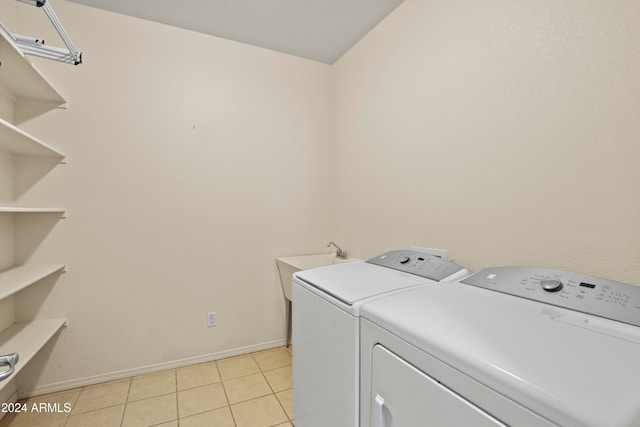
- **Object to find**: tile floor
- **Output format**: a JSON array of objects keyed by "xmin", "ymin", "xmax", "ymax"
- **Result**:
[{"xmin": 0, "ymin": 347, "xmax": 293, "ymax": 427}]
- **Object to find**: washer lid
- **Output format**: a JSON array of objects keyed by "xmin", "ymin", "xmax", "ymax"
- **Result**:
[
  {"xmin": 294, "ymin": 261, "xmax": 432, "ymax": 306},
  {"xmin": 362, "ymin": 283, "xmax": 640, "ymax": 427}
]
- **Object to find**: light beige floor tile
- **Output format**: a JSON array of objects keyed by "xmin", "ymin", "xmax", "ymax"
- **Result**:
[
  {"xmin": 223, "ymin": 372, "xmax": 272, "ymax": 404},
  {"xmin": 65, "ymin": 405, "xmax": 124, "ymax": 427},
  {"xmin": 177, "ymin": 361, "xmax": 220, "ymax": 391},
  {"xmin": 129, "ymin": 370, "xmax": 176, "ymax": 402},
  {"xmin": 0, "ymin": 413, "xmax": 15, "ymax": 427},
  {"xmin": 252, "ymin": 348, "xmax": 292, "ymax": 372},
  {"xmin": 1, "ymin": 349, "xmax": 297, "ymax": 427},
  {"xmin": 0, "ymin": 413, "xmax": 66, "ymax": 427},
  {"xmin": 231, "ymin": 395, "xmax": 288, "ymax": 427},
  {"xmin": 121, "ymin": 393, "xmax": 177, "ymax": 427},
  {"xmin": 179, "ymin": 406, "xmax": 235, "ymax": 427},
  {"xmin": 216, "ymin": 355, "xmax": 260, "ymax": 381},
  {"xmin": 72, "ymin": 380, "xmax": 131, "ymax": 415},
  {"xmin": 263, "ymin": 366, "xmax": 292, "ymax": 392},
  {"xmin": 177, "ymin": 382, "xmax": 228, "ymax": 418},
  {"xmin": 276, "ymin": 389, "xmax": 293, "ymax": 420}
]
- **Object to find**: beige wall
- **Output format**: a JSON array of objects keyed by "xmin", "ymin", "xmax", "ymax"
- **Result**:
[
  {"xmin": 5, "ymin": 0, "xmax": 640, "ymax": 395},
  {"xmin": 10, "ymin": 1, "xmax": 332, "ymax": 394},
  {"xmin": 333, "ymin": 0, "xmax": 640, "ymax": 283}
]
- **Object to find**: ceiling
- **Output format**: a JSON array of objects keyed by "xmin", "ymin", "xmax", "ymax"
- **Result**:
[{"xmin": 67, "ymin": 0, "xmax": 405, "ymax": 64}]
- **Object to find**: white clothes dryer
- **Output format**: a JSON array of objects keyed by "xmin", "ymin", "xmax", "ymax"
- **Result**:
[
  {"xmin": 292, "ymin": 249, "xmax": 469, "ymax": 427},
  {"xmin": 360, "ymin": 266, "xmax": 640, "ymax": 427}
]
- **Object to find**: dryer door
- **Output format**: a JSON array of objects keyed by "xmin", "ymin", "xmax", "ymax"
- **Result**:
[{"xmin": 371, "ymin": 345, "xmax": 506, "ymax": 427}]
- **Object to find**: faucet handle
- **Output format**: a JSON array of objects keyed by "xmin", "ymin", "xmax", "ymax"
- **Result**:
[{"xmin": 327, "ymin": 241, "xmax": 348, "ymax": 259}]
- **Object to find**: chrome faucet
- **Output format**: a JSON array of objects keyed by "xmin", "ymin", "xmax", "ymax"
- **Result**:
[{"xmin": 327, "ymin": 241, "xmax": 348, "ymax": 259}]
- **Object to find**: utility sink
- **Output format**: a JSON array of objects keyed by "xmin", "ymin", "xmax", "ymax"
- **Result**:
[{"xmin": 276, "ymin": 253, "xmax": 361, "ymax": 301}]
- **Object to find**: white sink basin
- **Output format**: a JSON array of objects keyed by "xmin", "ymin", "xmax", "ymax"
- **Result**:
[{"xmin": 276, "ymin": 253, "xmax": 361, "ymax": 301}]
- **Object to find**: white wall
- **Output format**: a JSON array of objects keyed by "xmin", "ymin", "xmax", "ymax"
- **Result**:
[
  {"xmin": 333, "ymin": 0, "xmax": 640, "ymax": 283},
  {"xmin": 10, "ymin": 1, "xmax": 332, "ymax": 393}
]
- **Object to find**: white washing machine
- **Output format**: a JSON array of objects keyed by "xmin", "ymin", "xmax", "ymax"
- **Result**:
[
  {"xmin": 360, "ymin": 266, "xmax": 640, "ymax": 427},
  {"xmin": 292, "ymin": 249, "xmax": 469, "ymax": 427}
]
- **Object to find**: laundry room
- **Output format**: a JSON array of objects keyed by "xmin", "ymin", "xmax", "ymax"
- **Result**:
[{"xmin": 0, "ymin": 0, "xmax": 638, "ymax": 426}]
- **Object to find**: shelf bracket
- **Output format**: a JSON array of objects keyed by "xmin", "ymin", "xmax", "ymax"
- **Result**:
[{"xmin": 0, "ymin": 0, "xmax": 82, "ymax": 65}]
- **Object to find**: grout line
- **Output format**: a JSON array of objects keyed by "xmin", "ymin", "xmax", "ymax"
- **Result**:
[
  {"xmin": 173, "ymin": 369, "xmax": 179, "ymax": 426},
  {"xmin": 217, "ymin": 360, "xmax": 237, "ymax": 427},
  {"xmin": 120, "ymin": 377, "xmax": 133, "ymax": 427}
]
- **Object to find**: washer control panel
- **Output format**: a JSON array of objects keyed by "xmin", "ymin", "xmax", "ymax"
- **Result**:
[
  {"xmin": 367, "ymin": 250, "xmax": 465, "ymax": 281},
  {"xmin": 462, "ymin": 266, "xmax": 640, "ymax": 327}
]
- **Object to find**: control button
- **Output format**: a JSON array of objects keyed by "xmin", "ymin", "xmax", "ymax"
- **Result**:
[
  {"xmin": 399, "ymin": 256, "xmax": 411, "ymax": 264},
  {"xmin": 540, "ymin": 277, "xmax": 563, "ymax": 292}
]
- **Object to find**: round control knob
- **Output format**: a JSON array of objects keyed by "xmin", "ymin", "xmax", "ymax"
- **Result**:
[
  {"xmin": 540, "ymin": 277, "xmax": 563, "ymax": 292},
  {"xmin": 399, "ymin": 256, "xmax": 411, "ymax": 264}
]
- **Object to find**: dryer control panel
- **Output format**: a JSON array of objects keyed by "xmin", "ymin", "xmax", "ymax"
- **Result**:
[
  {"xmin": 367, "ymin": 250, "xmax": 465, "ymax": 282},
  {"xmin": 462, "ymin": 267, "xmax": 640, "ymax": 327}
]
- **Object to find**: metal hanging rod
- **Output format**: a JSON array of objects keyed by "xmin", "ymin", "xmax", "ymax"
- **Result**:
[{"xmin": 0, "ymin": 0, "xmax": 82, "ymax": 65}]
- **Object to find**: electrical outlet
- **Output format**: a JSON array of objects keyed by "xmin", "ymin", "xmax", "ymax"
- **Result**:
[{"xmin": 207, "ymin": 312, "xmax": 217, "ymax": 327}]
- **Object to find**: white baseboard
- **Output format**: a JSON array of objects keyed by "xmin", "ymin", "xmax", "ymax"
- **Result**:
[{"xmin": 19, "ymin": 339, "xmax": 287, "ymax": 399}]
